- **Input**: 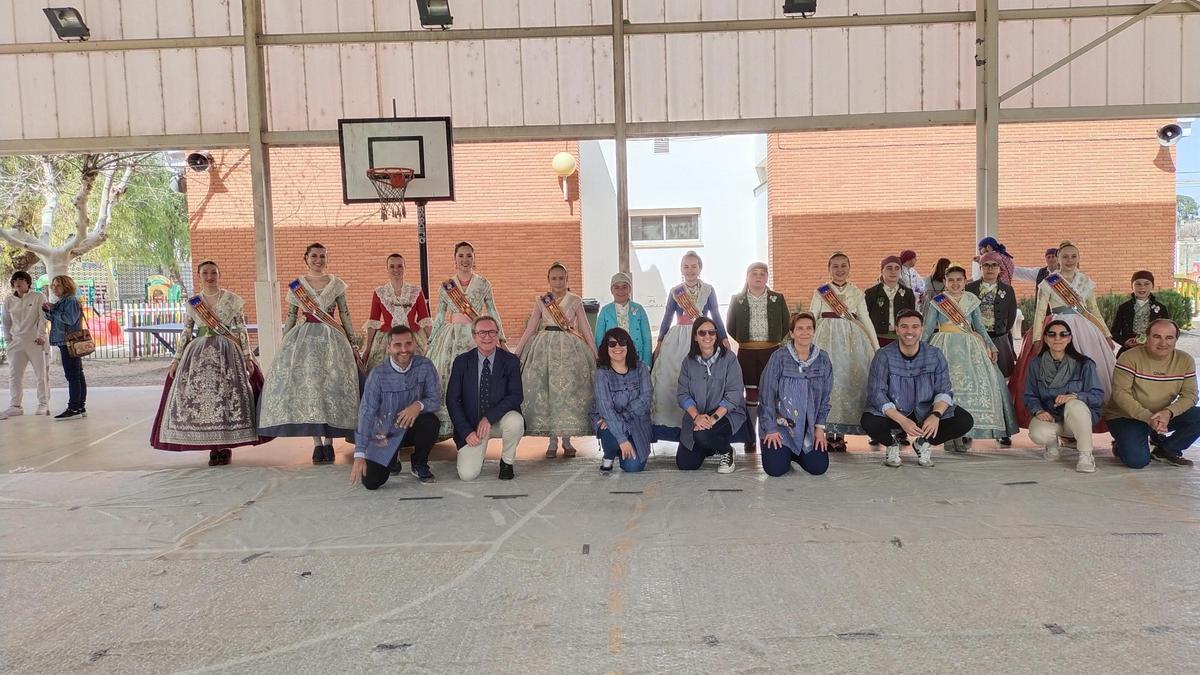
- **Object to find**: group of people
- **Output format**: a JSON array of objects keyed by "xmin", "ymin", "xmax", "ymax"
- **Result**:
[
  {"xmin": 2, "ymin": 271, "xmax": 87, "ymax": 422},
  {"xmin": 5, "ymin": 237, "xmax": 1196, "ymax": 486}
]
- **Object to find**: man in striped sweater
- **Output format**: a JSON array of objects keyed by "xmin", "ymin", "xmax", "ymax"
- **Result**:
[{"xmin": 1104, "ymin": 319, "xmax": 1199, "ymax": 469}]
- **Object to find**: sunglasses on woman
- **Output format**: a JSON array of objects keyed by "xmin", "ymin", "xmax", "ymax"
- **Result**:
[
  {"xmin": 606, "ymin": 338, "xmax": 628, "ymax": 348},
  {"xmin": 1045, "ymin": 330, "xmax": 1071, "ymax": 338},
  {"xmin": 696, "ymin": 329, "xmax": 717, "ymax": 337}
]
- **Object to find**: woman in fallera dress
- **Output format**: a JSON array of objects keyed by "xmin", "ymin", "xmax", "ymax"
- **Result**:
[
  {"xmin": 809, "ymin": 252, "xmax": 878, "ymax": 451},
  {"xmin": 1010, "ymin": 241, "xmax": 1117, "ymax": 428},
  {"xmin": 257, "ymin": 243, "xmax": 361, "ymax": 464},
  {"xmin": 426, "ymin": 241, "xmax": 506, "ymax": 437},
  {"xmin": 361, "ymin": 253, "xmax": 432, "ymax": 370},
  {"xmin": 150, "ymin": 260, "xmax": 269, "ymax": 466},
  {"xmin": 513, "ymin": 263, "xmax": 597, "ymax": 457},
  {"xmin": 921, "ymin": 262, "xmax": 1017, "ymax": 451},
  {"xmin": 651, "ymin": 251, "xmax": 730, "ymax": 433}
]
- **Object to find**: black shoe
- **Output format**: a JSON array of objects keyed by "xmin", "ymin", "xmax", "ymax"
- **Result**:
[
  {"xmin": 410, "ymin": 464, "xmax": 437, "ymax": 484},
  {"xmin": 999, "ymin": 436, "xmax": 1012, "ymax": 447},
  {"xmin": 498, "ymin": 460, "xmax": 515, "ymax": 480},
  {"xmin": 312, "ymin": 445, "xmax": 326, "ymax": 464},
  {"xmin": 1151, "ymin": 448, "xmax": 1194, "ymax": 467},
  {"xmin": 323, "ymin": 444, "xmax": 336, "ymax": 463},
  {"xmin": 389, "ymin": 457, "xmax": 403, "ymax": 476},
  {"xmin": 53, "ymin": 408, "xmax": 83, "ymax": 421},
  {"xmin": 209, "ymin": 450, "xmax": 222, "ymax": 467},
  {"xmin": 218, "ymin": 449, "xmax": 232, "ymax": 465}
]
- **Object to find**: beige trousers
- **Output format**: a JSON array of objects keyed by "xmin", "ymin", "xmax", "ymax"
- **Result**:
[
  {"xmin": 1028, "ymin": 398, "xmax": 1094, "ymax": 453},
  {"xmin": 456, "ymin": 410, "xmax": 525, "ymax": 481}
]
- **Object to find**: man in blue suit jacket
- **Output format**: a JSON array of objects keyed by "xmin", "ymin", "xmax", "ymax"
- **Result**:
[{"xmin": 446, "ymin": 315, "xmax": 525, "ymax": 480}]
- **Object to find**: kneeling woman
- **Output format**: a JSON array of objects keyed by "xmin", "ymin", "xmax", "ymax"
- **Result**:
[
  {"xmin": 758, "ymin": 313, "xmax": 832, "ymax": 477},
  {"xmin": 593, "ymin": 327, "xmax": 653, "ymax": 473},
  {"xmin": 675, "ymin": 317, "xmax": 746, "ymax": 474},
  {"xmin": 151, "ymin": 260, "xmax": 269, "ymax": 465},
  {"xmin": 1023, "ymin": 319, "xmax": 1104, "ymax": 473}
]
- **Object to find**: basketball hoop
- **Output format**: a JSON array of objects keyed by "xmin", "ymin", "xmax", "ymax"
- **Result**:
[{"xmin": 366, "ymin": 167, "xmax": 415, "ymax": 221}]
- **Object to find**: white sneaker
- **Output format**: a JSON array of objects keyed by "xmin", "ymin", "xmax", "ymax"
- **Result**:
[
  {"xmin": 1076, "ymin": 452, "xmax": 1096, "ymax": 473},
  {"xmin": 0, "ymin": 410, "xmax": 7, "ymax": 420},
  {"xmin": 1043, "ymin": 441, "xmax": 1060, "ymax": 461},
  {"xmin": 2, "ymin": 406, "xmax": 22, "ymax": 416},
  {"xmin": 717, "ymin": 451, "xmax": 735, "ymax": 474},
  {"xmin": 36, "ymin": 404, "xmax": 49, "ymax": 416},
  {"xmin": 884, "ymin": 445, "xmax": 901, "ymax": 467},
  {"xmin": 600, "ymin": 457, "xmax": 614, "ymax": 472},
  {"xmin": 915, "ymin": 440, "xmax": 934, "ymax": 467}
]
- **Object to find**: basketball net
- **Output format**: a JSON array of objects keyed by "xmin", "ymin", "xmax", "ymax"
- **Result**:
[{"xmin": 366, "ymin": 167, "xmax": 415, "ymax": 221}]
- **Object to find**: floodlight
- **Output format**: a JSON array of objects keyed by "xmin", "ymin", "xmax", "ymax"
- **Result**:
[
  {"xmin": 416, "ymin": 0, "xmax": 453, "ymax": 29},
  {"xmin": 782, "ymin": 0, "xmax": 817, "ymax": 17},
  {"xmin": 43, "ymin": 7, "xmax": 90, "ymax": 42}
]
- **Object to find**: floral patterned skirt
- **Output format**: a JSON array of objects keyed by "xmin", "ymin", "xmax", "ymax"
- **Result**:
[
  {"xmin": 519, "ymin": 329, "xmax": 595, "ymax": 437},
  {"xmin": 258, "ymin": 323, "xmax": 359, "ymax": 438},
  {"xmin": 151, "ymin": 336, "xmax": 268, "ymax": 451}
]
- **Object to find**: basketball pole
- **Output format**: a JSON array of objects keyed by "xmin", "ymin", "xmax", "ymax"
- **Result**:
[{"xmin": 416, "ymin": 200, "xmax": 430, "ymax": 300}]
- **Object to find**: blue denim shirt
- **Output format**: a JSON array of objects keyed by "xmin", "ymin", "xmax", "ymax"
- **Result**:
[
  {"xmin": 44, "ymin": 294, "xmax": 83, "ymax": 346},
  {"xmin": 866, "ymin": 342, "xmax": 956, "ymax": 420},
  {"xmin": 354, "ymin": 355, "xmax": 441, "ymax": 465},
  {"xmin": 1023, "ymin": 354, "xmax": 1104, "ymax": 425}
]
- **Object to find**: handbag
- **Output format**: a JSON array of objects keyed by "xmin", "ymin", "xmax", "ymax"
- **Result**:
[{"xmin": 65, "ymin": 325, "xmax": 95, "ymax": 358}]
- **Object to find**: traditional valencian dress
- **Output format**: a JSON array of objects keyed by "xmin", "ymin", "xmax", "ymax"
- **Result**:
[
  {"xmin": 921, "ymin": 291, "xmax": 1017, "ymax": 440},
  {"xmin": 257, "ymin": 276, "xmax": 360, "ymax": 439},
  {"xmin": 1009, "ymin": 270, "xmax": 1116, "ymax": 427},
  {"xmin": 426, "ymin": 274, "xmax": 505, "ymax": 436},
  {"xmin": 151, "ymin": 290, "xmax": 269, "ymax": 451},
  {"xmin": 650, "ymin": 281, "xmax": 727, "ymax": 429},
  {"xmin": 363, "ymin": 282, "xmax": 432, "ymax": 370},
  {"xmin": 809, "ymin": 282, "xmax": 878, "ymax": 435},
  {"xmin": 517, "ymin": 291, "xmax": 595, "ymax": 437}
]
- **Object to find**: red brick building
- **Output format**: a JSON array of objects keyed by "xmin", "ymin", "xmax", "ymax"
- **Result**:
[
  {"xmin": 768, "ymin": 119, "xmax": 1176, "ymax": 302},
  {"xmin": 188, "ymin": 142, "xmax": 583, "ymax": 336},
  {"xmin": 189, "ymin": 120, "xmax": 1176, "ymax": 330}
]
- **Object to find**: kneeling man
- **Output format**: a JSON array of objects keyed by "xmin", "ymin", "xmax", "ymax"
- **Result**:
[
  {"xmin": 860, "ymin": 309, "xmax": 975, "ymax": 467},
  {"xmin": 350, "ymin": 325, "xmax": 441, "ymax": 489}
]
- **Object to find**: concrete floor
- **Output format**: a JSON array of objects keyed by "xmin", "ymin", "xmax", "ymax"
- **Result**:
[{"xmin": 2, "ymin": 385, "xmax": 1199, "ymax": 673}]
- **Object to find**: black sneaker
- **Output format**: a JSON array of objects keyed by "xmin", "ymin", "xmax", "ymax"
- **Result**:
[
  {"xmin": 999, "ymin": 436, "xmax": 1013, "ymax": 447},
  {"xmin": 498, "ymin": 460, "xmax": 515, "ymax": 480},
  {"xmin": 1151, "ymin": 448, "xmax": 1194, "ymax": 467},
  {"xmin": 389, "ymin": 457, "xmax": 403, "ymax": 476},
  {"xmin": 53, "ymin": 409, "xmax": 83, "ymax": 421},
  {"xmin": 410, "ymin": 464, "xmax": 437, "ymax": 484}
]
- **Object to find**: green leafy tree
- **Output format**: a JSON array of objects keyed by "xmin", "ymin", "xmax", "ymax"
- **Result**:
[
  {"xmin": 92, "ymin": 165, "xmax": 191, "ymax": 288},
  {"xmin": 1180, "ymin": 195, "xmax": 1199, "ymax": 224}
]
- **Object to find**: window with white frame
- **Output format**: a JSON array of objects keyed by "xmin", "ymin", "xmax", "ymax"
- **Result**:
[{"xmin": 629, "ymin": 211, "xmax": 700, "ymax": 245}]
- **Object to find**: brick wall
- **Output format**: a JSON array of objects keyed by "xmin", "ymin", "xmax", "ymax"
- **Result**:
[
  {"xmin": 767, "ymin": 120, "xmax": 1177, "ymax": 305},
  {"xmin": 188, "ymin": 142, "xmax": 582, "ymax": 339}
]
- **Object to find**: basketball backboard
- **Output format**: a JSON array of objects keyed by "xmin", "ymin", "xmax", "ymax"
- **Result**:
[{"xmin": 338, "ymin": 116, "xmax": 454, "ymax": 204}]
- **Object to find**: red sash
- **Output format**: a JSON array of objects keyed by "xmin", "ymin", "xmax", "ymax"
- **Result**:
[
  {"xmin": 1045, "ymin": 273, "xmax": 1083, "ymax": 309},
  {"xmin": 931, "ymin": 293, "xmax": 970, "ymax": 330},
  {"xmin": 443, "ymin": 278, "xmax": 479, "ymax": 320},
  {"xmin": 673, "ymin": 286, "xmax": 702, "ymax": 319},
  {"xmin": 188, "ymin": 295, "xmax": 236, "ymax": 340},
  {"xmin": 817, "ymin": 284, "xmax": 853, "ymax": 319},
  {"xmin": 541, "ymin": 293, "xmax": 589, "ymax": 344},
  {"xmin": 288, "ymin": 279, "xmax": 363, "ymax": 368}
]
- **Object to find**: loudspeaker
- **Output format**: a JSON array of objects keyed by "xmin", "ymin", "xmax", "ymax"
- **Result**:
[
  {"xmin": 1157, "ymin": 124, "xmax": 1183, "ymax": 147},
  {"xmin": 186, "ymin": 151, "xmax": 214, "ymax": 172}
]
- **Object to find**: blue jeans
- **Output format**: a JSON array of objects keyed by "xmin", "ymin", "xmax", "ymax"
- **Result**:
[
  {"xmin": 761, "ymin": 445, "xmax": 829, "ymax": 476},
  {"xmin": 1109, "ymin": 406, "xmax": 1200, "ymax": 469},
  {"xmin": 599, "ymin": 428, "xmax": 647, "ymax": 473},
  {"xmin": 58, "ymin": 345, "xmax": 87, "ymax": 411}
]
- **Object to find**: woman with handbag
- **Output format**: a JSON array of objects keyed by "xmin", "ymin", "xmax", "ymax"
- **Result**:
[{"xmin": 42, "ymin": 274, "xmax": 89, "ymax": 420}]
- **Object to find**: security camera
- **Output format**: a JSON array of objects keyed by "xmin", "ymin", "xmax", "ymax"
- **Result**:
[
  {"xmin": 186, "ymin": 151, "xmax": 214, "ymax": 172},
  {"xmin": 1157, "ymin": 124, "xmax": 1183, "ymax": 147}
]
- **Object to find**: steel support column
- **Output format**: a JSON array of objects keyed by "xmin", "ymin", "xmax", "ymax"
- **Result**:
[
  {"xmin": 242, "ymin": 0, "xmax": 281, "ymax": 369},
  {"xmin": 976, "ymin": 0, "xmax": 1000, "ymax": 240},
  {"xmin": 612, "ymin": 0, "xmax": 630, "ymax": 274}
]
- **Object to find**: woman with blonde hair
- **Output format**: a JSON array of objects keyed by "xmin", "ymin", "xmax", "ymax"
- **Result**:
[{"xmin": 41, "ymin": 275, "xmax": 87, "ymax": 420}]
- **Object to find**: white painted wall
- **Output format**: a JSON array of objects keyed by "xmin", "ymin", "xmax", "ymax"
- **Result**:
[{"xmin": 580, "ymin": 135, "xmax": 767, "ymax": 335}]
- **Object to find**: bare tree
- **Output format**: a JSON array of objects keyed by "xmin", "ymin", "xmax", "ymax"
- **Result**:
[{"xmin": 0, "ymin": 153, "xmax": 149, "ymax": 295}]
